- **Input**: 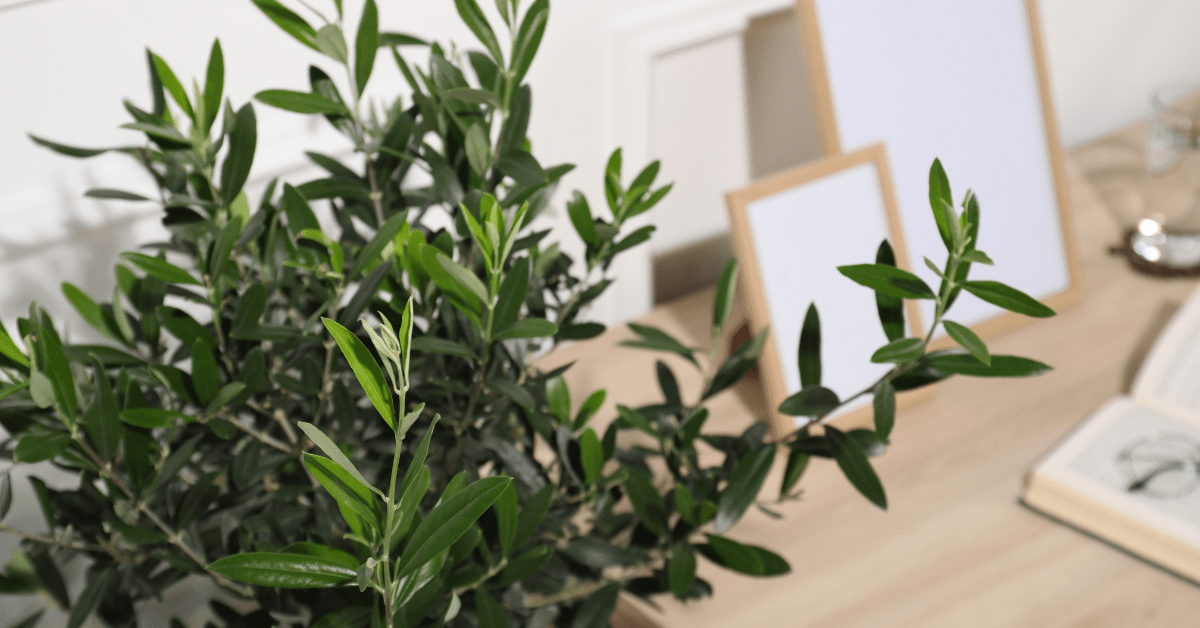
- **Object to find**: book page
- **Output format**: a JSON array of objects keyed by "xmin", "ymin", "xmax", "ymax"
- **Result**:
[
  {"xmin": 1036, "ymin": 397, "xmax": 1200, "ymax": 548},
  {"xmin": 1132, "ymin": 287, "xmax": 1200, "ymax": 414}
]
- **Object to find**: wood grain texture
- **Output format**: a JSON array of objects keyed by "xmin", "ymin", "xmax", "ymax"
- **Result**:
[{"xmin": 538, "ymin": 137, "xmax": 1200, "ymax": 626}]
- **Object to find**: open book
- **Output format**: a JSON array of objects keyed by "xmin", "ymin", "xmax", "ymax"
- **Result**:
[{"xmin": 1023, "ymin": 288, "xmax": 1200, "ymax": 582}]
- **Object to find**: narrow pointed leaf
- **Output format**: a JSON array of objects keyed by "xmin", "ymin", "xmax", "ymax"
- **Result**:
[
  {"xmin": 354, "ymin": 0, "xmax": 379, "ymax": 93},
  {"xmin": 798, "ymin": 303, "xmax": 821, "ymax": 388},
  {"xmin": 942, "ymin": 320, "xmax": 990, "ymax": 365},
  {"xmin": 668, "ymin": 544, "xmax": 697, "ymax": 599},
  {"xmin": 304, "ymin": 453, "xmax": 381, "ymax": 531},
  {"xmin": 493, "ymin": 318, "xmax": 557, "ymax": 341},
  {"xmin": 395, "ymin": 476, "xmax": 511, "ymax": 579},
  {"xmin": 87, "ymin": 358, "xmax": 121, "ymax": 460},
  {"xmin": 928, "ymin": 158, "xmax": 953, "ymax": 250},
  {"xmin": 208, "ymin": 552, "xmax": 356, "ymax": 588},
  {"xmin": 870, "ymin": 337, "xmax": 924, "ymax": 364},
  {"xmin": 873, "ymin": 240, "xmax": 906, "ymax": 341},
  {"xmin": 120, "ymin": 253, "xmax": 201, "ymax": 285},
  {"xmin": 220, "ymin": 103, "xmax": 256, "ymax": 207},
  {"xmin": 961, "ymin": 281, "xmax": 1055, "ymax": 318},
  {"xmin": 873, "ymin": 380, "xmax": 896, "ymax": 442},
  {"xmin": 777, "ymin": 386, "xmax": 839, "ymax": 417},
  {"xmin": 715, "ymin": 445, "xmax": 774, "ymax": 533},
  {"xmin": 696, "ymin": 534, "xmax": 790, "ymax": 576},
  {"xmin": 712, "ymin": 259, "xmax": 739, "ymax": 334},
  {"xmin": 837, "ymin": 264, "xmax": 935, "ymax": 299},
  {"xmin": 255, "ymin": 90, "xmax": 347, "ymax": 114},
  {"xmin": 924, "ymin": 352, "xmax": 1052, "ymax": 377},
  {"xmin": 826, "ymin": 426, "xmax": 886, "ymax": 509},
  {"xmin": 323, "ymin": 318, "xmax": 394, "ymax": 428},
  {"xmin": 297, "ymin": 422, "xmax": 381, "ymax": 496}
]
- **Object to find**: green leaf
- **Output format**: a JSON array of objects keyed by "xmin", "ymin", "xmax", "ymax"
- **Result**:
[
  {"xmin": 7, "ymin": 611, "xmax": 44, "ymax": 628},
  {"xmin": 622, "ymin": 467, "xmax": 668, "ymax": 535},
  {"xmin": 961, "ymin": 280, "xmax": 1056, "ymax": 318},
  {"xmin": 493, "ymin": 318, "xmax": 557, "ymax": 341},
  {"xmin": 296, "ymin": 422, "xmax": 380, "ymax": 497},
  {"xmin": 924, "ymin": 352, "xmax": 1052, "ymax": 377},
  {"xmin": 712, "ymin": 259, "xmax": 738, "ymax": 335},
  {"xmin": 280, "ymin": 542, "xmax": 359, "ymax": 571},
  {"xmin": 14, "ymin": 432, "xmax": 71, "ymax": 464},
  {"xmin": 150, "ymin": 53, "xmax": 194, "ymax": 121},
  {"xmin": 777, "ymin": 386, "xmax": 839, "ymax": 417},
  {"xmin": 545, "ymin": 375, "xmax": 570, "ymax": 422},
  {"xmin": 567, "ymin": 192, "xmax": 597, "ymax": 244},
  {"xmin": 870, "ymin": 337, "xmax": 924, "ymax": 364},
  {"xmin": 29, "ymin": 371, "xmax": 53, "ymax": 409},
  {"xmin": 615, "ymin": 404, "xmax": 658, "ymax": 437},
  {"xmin": 120, "ymin": 408, "xmax": 189, "ymax": 428},
  {"xmin": 29, "ymin": 134, "xmax": 111, "ymax": 158},
  {"xmin": 107, "ymin": 520, "xmax": 166, "ymax": 545},
  {"xmin": 798, "ymin": 303, "xmax": 821, "ymax": 387},
  {"xmin": 928, "ymin": 158, "xmax": 953, "ymax": 250},
  {"xmin": 28, "ymin": 550, "xmax": 70, "ymax": 609},
  {"xmin": 455, "ymin": 0, "xmax": 504, "ymax": 66},
  {"xmin": 437, "ymin": 253, "xmax": 489, "ymax": 303},
  {"xmin": 476, "ymin": 589, "xmax": 509, "ymax": 628},
  {"xmin": 837, "ymin": 264, "xmax": 935, "ymax": 299},
  {"xmin": 0, "ymin": 471, "xmax": 11, "ymax": 520},
  {"xmin": 34, "ymin": 311, "xmax": 77, "ymax": 423},
  {"xmin": 715, "ymin": 445, "xmax": 774, "ymax": 533},
  {"xmin": 0, "ymin": 320, "xmax": 29, "ymax": 368},
  {"xmin": 120, "ymin": 252, "xmax": 201, "ymax": 285},
  {"xmin": 780, "ymin": 447, "xmax": 809, "ymax": 499},
  {"xmin": 254, "ymin": 89, "xmax": 347, "ymax": 114},
  {"xmin": 496, "ymin": 150, "xmax": 545, "ymax": 186},
  {"xmin": 656, "ymin": 361, "xmax": 680, "ymax": 407},
  {"xmin": 579, "ymin": 428, "xmax": 602, "ymax": 485},
  {"xmin": 203, "ymin": 40, "xmax": 223, "ymax": 131},
  {"xmin": 514, "ymin": 483, "xmax": 555, "ymax": 549},
  {"xmin": 873, "ymin": 381, "xmax": 896, "ymax": 442},
  {"xmin": 315, "ymin": 24, "xmax": 348, "ymax": 63},
  {"xmin": 299, "ymin": 229, "xmax": 345, "ymax": 275},
  {"xmin": 511, "ymin": 0, "xmax": 548, "ymax": 86},
  {"xmin": 191, "ymin": 339, "xmax": 219, "ymax": 405},
  {"xmin": 492, "ymin": 258, "xmax": 530, "ymax": 332},
  {"xmin": 208, "ymin": 552, "xmax": 356, "ymax": 588},
  {"xmin": 304, "ymin": 453, "xmax": 381, "ymax": 532},
  {"xmin": 411, "ymin": 336, "xmax": 475, "ymax": 360},
  {"xmin": 323, "ymin": 318, "xmax": 394, "ymax": 429},
  {"xmin": 65, "ymin": 567, "xmax": 111, "ymax": 628},
  {"xmin": 942, "ymin": 320, "xmax": 990, "ymax": 365},
  {"xmin": 379, "ymin": 32, "xmax": 428, "ymax": 47},
  {"xmin": 348, "ymin": 212, "xmax": 407, "ymax": 280},
  {"xmin": 84, "ymin": 188, "xmax": 149, "ymax": 201},
  {"xmin": 395, "ymin": 476, "xmax": 511, "ymax": 580},
  {"xmin": 696, "ymin": 534, "xmax": 790, "ymax": 577},
  {"xmin": 622, "ymin": 323, "xmax": 696, "ymax": 365},
  {"xmin": 220, "ymin": 103, "xmax": 257, "ymax": 207},
  {"xmin": 872, "ymin": 240, "xmax": 906, "ymax": 341},
  {"xmin": 61, "ymin": 283, "xmax": 119, "ymax": 342},
  {"xmin": 961, "ymin": 249, "xmax": 994, "ymax": 265},
  {"xmin": 86, "ymin": 358, "xmax": 120, "ymax": 460},
  {"xmin": 465, "ymin": 123, "xmax": 492, "ymax": 176},
  {"xmin": 494, "ymin": 482, "xmax": 519, "ymax": 558},
  {"xmin": 250, "ymin": 0, "xmax": 319, "ymax": 50},
  {"xmin": 573, "ymin": 389, "xmax": 606, "ymax": 430},
  {"xmin": 444, "ymin": 87, "xmax": 502, "ymax": 108},
  {"xmin": 354, "ymin": 0, "xmax": 379, "ymax": 93},
  {"xmin": 826, "ymin": 426, "xmax": 886, "ymax": 509},
  {"xmin": 669, "ymin": 544, "xmax": 697, "ymax": 599},
  {"xmin": 208, "ymin": 215, "xmax": 243, "ymax": 279},
  {"xmin": 570, "ymin": 582, "xmax": 620, "ymax": 628}
]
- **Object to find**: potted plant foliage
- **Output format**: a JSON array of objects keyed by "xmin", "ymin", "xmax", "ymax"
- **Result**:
[{"xmin": 0, "ymin": 1, "xmax": 1056, "ymax": 626}]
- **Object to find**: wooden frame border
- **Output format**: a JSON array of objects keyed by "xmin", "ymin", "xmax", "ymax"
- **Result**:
[
  {"xmin": 793, "ymin": 0, "xmax": 1084, "ymax": 345},
  {"xmin": 726, "ymin": 144, "xmax": 925, "ymax": 437}
]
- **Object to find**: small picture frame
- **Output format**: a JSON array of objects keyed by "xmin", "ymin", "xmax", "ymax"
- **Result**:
[{"xmin": 726, "ymin": 144, "xmax": 924, "ymax": 436}]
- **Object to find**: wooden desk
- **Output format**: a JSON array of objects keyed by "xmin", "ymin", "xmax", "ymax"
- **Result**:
[{"xmin": 541, "ymin": 136, "xmax": 1200, "ymax": 627}]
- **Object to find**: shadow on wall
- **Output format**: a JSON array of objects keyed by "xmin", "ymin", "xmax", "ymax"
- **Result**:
[{"xmin": 0, "ymin": 187, "xmax": 158, "ymax": 342}]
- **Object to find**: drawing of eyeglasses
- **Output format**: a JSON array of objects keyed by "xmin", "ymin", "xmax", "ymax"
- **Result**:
[{"xmin": 1116, "ymin": 432, "xmax": 1200, "ymax": 499}]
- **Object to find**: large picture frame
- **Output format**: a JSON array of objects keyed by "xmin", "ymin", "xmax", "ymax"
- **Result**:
[
  {"xmin": 794, "ymin": 0, "xmax": 1082, "ymax": 341},
  {"xmin": 727, "ymin": 144, "xmax": 923, "ymax": 437}
]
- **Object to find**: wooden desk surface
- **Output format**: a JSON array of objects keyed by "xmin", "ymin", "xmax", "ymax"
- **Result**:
[{"xmin": 540, "ymin": 135, "xmax": 1200, "ymax": 627}]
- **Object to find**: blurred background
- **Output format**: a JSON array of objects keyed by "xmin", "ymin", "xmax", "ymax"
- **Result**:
[{"xmin": 4, "ymin": 0, "xmax": 1200, "ymax": 332}]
